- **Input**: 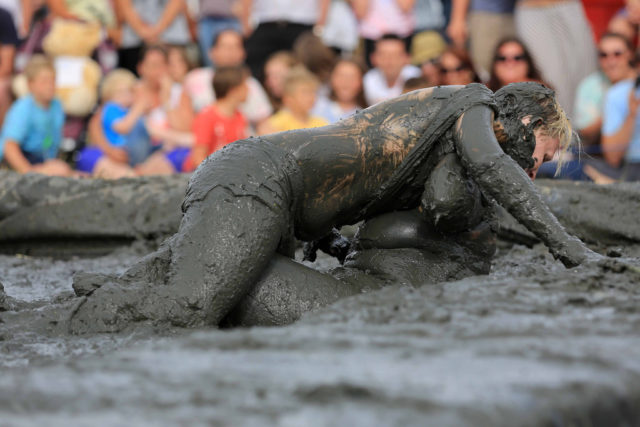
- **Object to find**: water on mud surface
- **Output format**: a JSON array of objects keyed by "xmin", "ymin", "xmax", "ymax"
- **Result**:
[{"xmin": 1, "ymin": 244, "xmax": 640, "ymax": 427}]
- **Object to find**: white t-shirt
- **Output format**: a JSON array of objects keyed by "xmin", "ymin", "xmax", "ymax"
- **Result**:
[
  {"xmin": 363, "ymin": 65, "xmax": 421, "ymax": 106},
  {"xmin": 121, "ymin": 0, "xmax": 190, "ymax": 48},
  {"xmin": 252, "ymin": 0, "xmax": 321, "ymax": 25}
]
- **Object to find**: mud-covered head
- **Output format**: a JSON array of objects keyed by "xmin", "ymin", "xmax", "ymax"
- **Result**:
[{"xmin": 493, "ymin": 82, "xmax": 572, "ymax": 172}]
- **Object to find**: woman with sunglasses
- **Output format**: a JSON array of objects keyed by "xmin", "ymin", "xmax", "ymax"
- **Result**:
[
  {"xmin": 67, "ymin": 81, "xmax": 602, "ymax": 333},
  {"xmin": 487, "ymin": 37, "xmax": 544, "ymax": 92},
  {"xmin": 438, "ymin": 46, "xmax": 480, "ymax": 86},
  {"xmin": 575, "ymin": 32, "xmax": 635, "ymax": 150},
  {"xmin": 537, "ymin": 32, "xmax": 636, "ymax": 182}
]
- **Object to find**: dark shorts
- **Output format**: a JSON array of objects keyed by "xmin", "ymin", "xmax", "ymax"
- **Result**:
[{"xmin": 0, "ymin": 8, "xmax": 19, "ymax": 46}]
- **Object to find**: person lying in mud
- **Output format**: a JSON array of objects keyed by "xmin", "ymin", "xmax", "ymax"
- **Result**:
[{"xmin": 68, "ymin": 82, "xmax": 601, "ymax": 333}]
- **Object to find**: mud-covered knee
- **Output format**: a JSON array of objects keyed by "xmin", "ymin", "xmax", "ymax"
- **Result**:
[{"xmin": 421, "ymin": 153, "xmax": 483, "ymax": 233}]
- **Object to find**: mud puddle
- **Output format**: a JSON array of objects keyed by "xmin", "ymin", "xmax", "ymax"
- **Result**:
[{"xmin": 1, "ymin": 244, "xmax": 640, "ymax": 426}]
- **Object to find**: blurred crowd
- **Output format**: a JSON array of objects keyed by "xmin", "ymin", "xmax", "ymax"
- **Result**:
[{"xmin": 0, "ymin": 0, "xmax": 637, "ymax": 182}]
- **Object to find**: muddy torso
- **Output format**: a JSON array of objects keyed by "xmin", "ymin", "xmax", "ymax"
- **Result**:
[{"xmin": 264, "ymin": 87, "xmax": 461, "ymax": 240}]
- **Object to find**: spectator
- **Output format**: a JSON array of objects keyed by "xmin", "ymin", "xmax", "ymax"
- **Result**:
[
  {"xmin": 185, "ymin": 65, "xmax": 249, "ymax": 172},
  {"xmin": 257, "ymin": 66, "xmax": 328, "ymax": 134},
  {"xmin": 133, "ymin": 44, "xmax": 194, "ymax": 175},
  {"xmin": 183, "ymin": 29, "xmax": 272, "ymax": 132},
  {"xmin": 320, "ymin": 0, "xmax": 359, "ymax": 56},
  {"xmin": 164, "ymin": 45, "xmax": 194, "ymax": 133},
  {"xmin": 263, "ymin": 50, "xmax": 300, "ymax": 110},
  {"xmin": 420, "ymin": 56, "xmax": 444, "ymax": 87},
  {"xmin": 0, "ymin": 2, "xmax": 21, "ymax": 127},
  {"xmin": 363, "ymin": 34, "xmax": 421, "ymax": 106},
  {"xmin": 446, "ymin": 0, "xmax": 516, "ymax": 79},
  {"xmin": 292, "ymin": 32, "xmax": 337, "ymax": 87},
  {"xmin": 0, "ymin": 55, "xmax": 72, "ymax": 176},
  {"xmin": 241, "ymin": 0, "xmax": 331, "ymax": 82},
  {"xmin": 313, "ymin": 58, "xmax": 367, "ymax": 124},
  {"xmin": 350, "ymin": 0, "xmax": 416, "ymax": 68},
  {"xmin": 413, "ymin": 0, "xmax": 445, "ymax": 36},
  {"xmin": 196, "ymin": 0, "xmax": 241, "ymax": 67},
  {"xmin": 115, "ymin": 0, "xmax": 192, "ymax": 74},
  {"xmin": 574, "ymin": 32, "xmax": 635, "ymax": 150},
  {"xmin": 487, "ymin": 37, "xmax": 544, "ymax": 92},
  {"xmin": 409, "ymin": 22, "xmax": 446, "ymax": 77},
  {"xmin": 438, "ymin": 46, "xmax": 479, "ymax": 86},
  {"xmin": 600, "ymin": 59, "xmax": 640, "ymax": 178},
  {"xmin": 515, "ymin": 0, "xmax": 597, "ymax": 118},
  {"xmin": 75, "ymin": 69, "xmax": 140, "ymax": 178}
]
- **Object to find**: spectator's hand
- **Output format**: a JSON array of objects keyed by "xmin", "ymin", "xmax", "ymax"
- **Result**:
[
  {"xmin": 446, "ymin": 18, "xmax": 467, "ymax": 48},
  {"xmin": 138, "ymin": 23, "xmax": 159, "ymax": 44},
  {"xmin": 133, "ymin": 89, "xmax": 154, "ymax": 113},
  {"xmin": 628, "ymin": 89, "xmax": 640, "ymax": 118},
  {"xmin": 105, "ymin": 147, "xmax": 129, "ymax": 164}
]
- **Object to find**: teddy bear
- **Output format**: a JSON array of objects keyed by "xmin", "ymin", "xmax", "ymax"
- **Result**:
[{"xmin": 13, "ymin": 19, "xmax": 103, "ymax": 117}]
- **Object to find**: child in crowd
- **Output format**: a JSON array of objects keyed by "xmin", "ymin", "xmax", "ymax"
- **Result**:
[
  {"xmin": 76, "ymin": 68, "xmax": 146, "ymax": 178},
  {"xmin": 163, "ymin": 45, "xmax": 194, "ymax": 133},
  {"xmin": 263, "ymin": 51, "xmax": 299, "ymax": 110},
  {"xmin": 257, "ymin": 66, "xmax": 329, "ymax": 135},
  {"xmin": 0, "ymin": 55, "xmax": 73, "ymax": 176},
  {"xmin": 313, "ymin": 58, "xmax": 367, "ymax": 124},
  {"xmin": 184, "ymin": 65, "xmax": 250, "ymax": 171}
]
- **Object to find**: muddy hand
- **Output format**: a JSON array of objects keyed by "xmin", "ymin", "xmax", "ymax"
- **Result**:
[{"xmin": 554, "ymin": 236, "xmax": 604, "ymax": 268}]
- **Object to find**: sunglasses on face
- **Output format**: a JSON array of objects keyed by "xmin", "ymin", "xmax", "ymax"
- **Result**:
[
  {"xmin": 598, "ymin": 50, "xmax": 625, "ymax": 59},
  {"xmin": 439, "ymin": 64, "xmax": 468, "ymax": 73},
  {"xmin": 495, "ymin": 54, "xmax": 526, "ymax": 63}
]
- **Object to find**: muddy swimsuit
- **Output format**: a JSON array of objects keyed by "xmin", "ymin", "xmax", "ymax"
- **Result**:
[{"xmin": 69, "ymin": 83, "xmax": 590, "ymax": 333}]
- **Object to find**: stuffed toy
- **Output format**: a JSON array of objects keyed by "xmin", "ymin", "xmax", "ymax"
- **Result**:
[{"xmin": 13, "ymin": 19, "xmax": 103, "ymax": 117}]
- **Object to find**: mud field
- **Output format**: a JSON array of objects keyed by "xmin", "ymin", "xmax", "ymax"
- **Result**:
[{"xmin": 1, "ymin": 177, "xmax": 640, "ymax": 426}]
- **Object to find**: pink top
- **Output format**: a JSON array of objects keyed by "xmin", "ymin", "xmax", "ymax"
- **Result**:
[{"xmin": 358, "ymin": 0, "xmax": 415, "ymax": 40}]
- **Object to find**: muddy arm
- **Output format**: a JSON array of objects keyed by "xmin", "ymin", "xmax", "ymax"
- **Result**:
[{"xmin": 454, "ymin": 106, "xmax": 596, "ymax": 267}]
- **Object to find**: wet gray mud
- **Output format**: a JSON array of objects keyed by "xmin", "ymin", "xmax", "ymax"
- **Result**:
[{"xmin": 2, "ymin": 179, "xmax": 640, "ymax": 426}]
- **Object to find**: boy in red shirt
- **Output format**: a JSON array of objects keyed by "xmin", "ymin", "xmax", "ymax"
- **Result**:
[{"xmin": 186, "ymin": 65, "xmax": 249, "ymax": 171}]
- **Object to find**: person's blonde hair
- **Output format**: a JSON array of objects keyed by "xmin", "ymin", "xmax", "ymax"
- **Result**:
[
  {"xmin": 538, "ymin": 97, "xmax": 573, "ymax": 173},
  {"xmin": 24, "ymin": 55, "xmax": 55, "ymax": 81},
  {"xmin": 494, "ymin": 82, "xmax": 574, "ymax": 175},
  {"xmin": 283, "ymin": 66, "xmax": 319, "ymax": 96},
  {"xmin": 100, "ymin": 68, "xmax": 137, "ymax": 101}
]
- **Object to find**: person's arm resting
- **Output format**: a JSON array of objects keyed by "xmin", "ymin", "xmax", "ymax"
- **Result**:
[
  {"xmin": 454, "ymin": 105, "xmax": 597, "ymax": 267},
  {"xmin": 4, "ymin": 140, "xmax": 34, "ymax": 173}
]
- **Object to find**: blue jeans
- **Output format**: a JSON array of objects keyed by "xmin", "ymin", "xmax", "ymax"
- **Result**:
[{"xmin": 197, "ymin": 16, "xmax": 242, "ymax": 67}]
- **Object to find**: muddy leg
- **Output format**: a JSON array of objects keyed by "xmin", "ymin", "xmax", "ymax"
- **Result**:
[
  {"xmin": 224, "ymin": 254, "xmax": 370, "ymax": 327},
  {"xmin": 68, "ymin": 186, "xmax": 290, "ymax": 333}
]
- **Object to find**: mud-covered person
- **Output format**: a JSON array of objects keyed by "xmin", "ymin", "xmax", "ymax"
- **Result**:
[
  {"xmin": 0, "ymin": 55, "xmax": 73, "ymax": 176},
  {"xmin": 69, "ymin": 82, "xmax": 603, "ymax": 333}
]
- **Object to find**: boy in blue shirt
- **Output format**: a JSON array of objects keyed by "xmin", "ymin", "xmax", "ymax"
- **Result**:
[{"xmin": 0, "ymin": 55, "xmax": 72, "ymax": 176}]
